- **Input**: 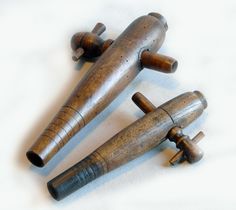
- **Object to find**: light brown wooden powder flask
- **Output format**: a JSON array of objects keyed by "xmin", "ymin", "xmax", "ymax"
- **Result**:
[
  {"xmin": 47, "ymin": 91, "xmax": 207, "ymax": 200},
  {"xmin": 26, "ymin": 12, "xmax": 178, "ymax": 167}
]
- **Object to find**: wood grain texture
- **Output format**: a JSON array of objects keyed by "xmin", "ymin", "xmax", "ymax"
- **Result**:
[
  {"xmin": 47, "ymin": 91, "xmax": 207, "ymax": 200},
  {"xmin": 141, "ymin": 51, "xmax": 178, "ymax": 73},
  {"xmin": 26, "ymin": 13, "xmax": 175, "ymax": 167}
]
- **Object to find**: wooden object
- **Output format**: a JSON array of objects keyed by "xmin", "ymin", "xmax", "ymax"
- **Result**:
[
  {"xmin": 169, "ymin": 131, "xmax": 205, "ymax": 165},
  {"xmin": 47, "ymin": 91, "xmax": 207, "ymax": 200},
  {"xmin": 26, "ymin": 12, "xmax": 178, "ymax": 167}
]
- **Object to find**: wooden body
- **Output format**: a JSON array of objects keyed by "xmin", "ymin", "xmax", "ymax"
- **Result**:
[
  {"xmin": 26, "ymin": 14, "xmax": 170, "ymax": 167},
  {"xmin": 47, "ymin": 91, "xmax": 207, "ymax": 200}
]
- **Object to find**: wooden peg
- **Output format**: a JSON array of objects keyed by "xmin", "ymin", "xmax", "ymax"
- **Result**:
[
  {"xmin": 168, "ymin": 127, "xmax": 204, "ymax": 165},
  {"xmin": 72, "ymin": 47, "xmax": 84, "ymax": 61},
  {"xmin": 71, "ymin": 22, "xmax": 113, "ymax": 60},
  {"xmin": 141, "ymin": 50, "xmax": 178, "ymax": 73},
  {"xmin": 92, "ymin": 22, "xmax": 106, "ymax": 35},
  {"xmin": 132, "ymin": 92, "xmax": 156, "ymax": 114},
  {"xmin": 169, "ymin": 131, "xmax": 205, "ymax": 165}
]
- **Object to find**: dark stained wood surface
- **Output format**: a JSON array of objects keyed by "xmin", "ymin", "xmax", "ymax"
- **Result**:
[
  {"xmin": 26, "ymin": 13, "xmax": 177, "ymax": 167},
  {"xmin": 47, "ymin": 91, "xmax": 207, "ymax": 200}
]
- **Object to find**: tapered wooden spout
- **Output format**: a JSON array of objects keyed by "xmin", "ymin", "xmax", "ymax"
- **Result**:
[
  {"xmin": 47, "ymin": 91, "xmax": 207, "ymax": 200},
  {"xmin": 26, "ymin": 13, "xmax": 174, "ymax": 167}
]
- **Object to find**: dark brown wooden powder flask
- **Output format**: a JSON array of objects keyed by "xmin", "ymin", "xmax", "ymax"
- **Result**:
[
  {"xmin": 26, "ymin": 12, "xmax": 178, "ymax": 167},
  {"xmin": 47, "ymin": 91, "xmax": 207, "ymax": 200}
]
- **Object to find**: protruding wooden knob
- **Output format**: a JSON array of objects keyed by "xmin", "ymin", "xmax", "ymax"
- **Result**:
[
  {"xmin": 168, "ymin": 127, "xmax": 204, "ymax": 165},
  {"xmin": 71, "ymin": 23, "xmax": 113, "ymax": 61},
  {"xmin": 92, "ymin": 23, "xmax": 106, "ymax": 35},
  {"xmin": 169, "ymin": 131, "xmax": 205, "ymax": 165},
  {"xmin": 72, "ymin": 47, "xmax": 85, "ymax": 61},
  {"xmin": 132, "ymin": 92, "xmax": 156, "ymax": 114},
  {"xmin": 141, "ymin": 51, "xmax": 178, "ymax": 74},
  {"xmin": 132, "ymin": 93, "xmax": 205, "ymax": 166}
]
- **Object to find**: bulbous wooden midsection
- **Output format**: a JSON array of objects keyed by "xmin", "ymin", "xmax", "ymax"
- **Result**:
[
  {"xmin": 47, "ymin": 91, "xmax": 207, "ymax": 199},
  {"xmin": 160, "ymin": 91, "xmax": 207, "ymax": 128},
  {"xmin": 27, "ymin": 14, "xmax": 167, "ymax": 167},
  {"xmin": 65, "ymin": 15, "xmax": 166, "ymax": 125},
  {"xmin": 96, "ymin": 108, "xmax": 173, "ymax": 171}
]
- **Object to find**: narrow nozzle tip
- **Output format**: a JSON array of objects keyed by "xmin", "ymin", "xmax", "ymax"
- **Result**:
[
  {"xmin": 47, "ymin": 182, "xmax": 60, "ymax": 201},
  {"xmin": 168, "ymin": 59, "xmax": 178, "ymax": 73},
  {"xmin": 26, "ymin": 151, "xmax": 44, "ymax": 167},
  {"xmin": 194, "ymin": 91, "xmax": 208, "ymax": 109}
]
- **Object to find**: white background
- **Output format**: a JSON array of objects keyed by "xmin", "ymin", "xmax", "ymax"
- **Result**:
[{"xmin": 1, "ymin": 0, "xmax": 236, "ymax": 209}]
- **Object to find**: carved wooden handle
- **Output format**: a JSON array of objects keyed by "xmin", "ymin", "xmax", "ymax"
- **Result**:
[
  {"xmin": 169, "ymin": 131, "xmax": 204, "ymax": 165},
  {"xmin": 168, "ymin": 127, "xmax": 204, "ymax": 165},
  {"xmin": 71, "ymin": 22, "xmax": 113, "ymax": 61},
  {"xmin": 132, "ymin": 93, "xmax": 204, "ymax": 166}
]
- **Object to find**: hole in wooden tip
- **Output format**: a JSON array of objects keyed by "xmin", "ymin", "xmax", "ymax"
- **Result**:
[
  {"xmin": 170, "ymin": 60, "xmax": 178, "ymax": 73},
  {"xmin": 26, "ymin": 151, "xmax": 44, "ymax": 167}
]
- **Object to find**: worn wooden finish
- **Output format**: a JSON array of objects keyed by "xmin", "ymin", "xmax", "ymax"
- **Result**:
[
  {"xmin": 71, "ymin": 22, "xmax": 112, "ymax": 60},
  {"xmin": 131, "ymin": 92, "xmax": 156, "ymax": 114},
  {"xmin": 169, "ymin": 131, "xmax": 205, "ymax": 165},
  {"xmin": 141, "ymin": 51, "xmax": 178, "ymax": 73},
  {"xmin": 26, "ymin": 12, "xmax": 178, "ymax": 167},
  {"xmin": 168, "ymin": 127, "xmax": 204, "ymax": 164},
  {"xmin": 47, "ymin": 91, "xmax": 207, "ymax": 200}
]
